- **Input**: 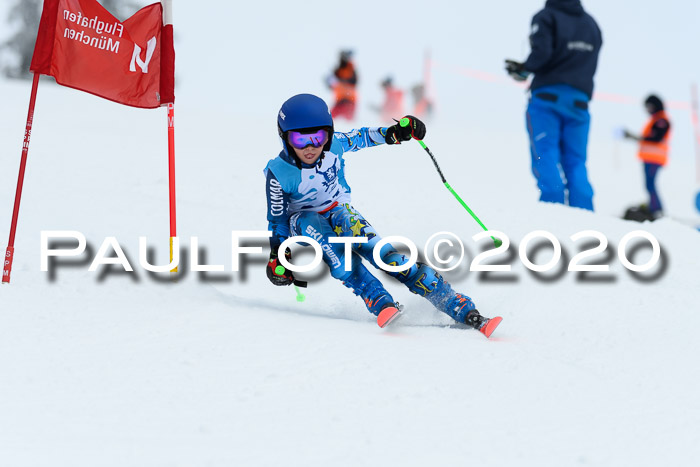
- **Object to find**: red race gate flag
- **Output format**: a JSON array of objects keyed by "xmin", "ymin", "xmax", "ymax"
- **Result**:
[
  {"xmin": 31, "ymin": 0, "xmax": 174, "ymax": 108},
  {"xmin": 3, "ymin": 0, "xmax": 175, "ymax": 284}
]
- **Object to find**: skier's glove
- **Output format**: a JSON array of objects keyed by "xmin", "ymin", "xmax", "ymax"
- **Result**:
[
  {"xmin": 266, "ymin": 250, "xmax": 294, "ymax": 286},
  {"xmin": 385, "ymin": 115, "xmax": 426, "ymax": 144},
  {"xmin": 505, "ymin": 59, "xmax": 530, "ymax": 82}
]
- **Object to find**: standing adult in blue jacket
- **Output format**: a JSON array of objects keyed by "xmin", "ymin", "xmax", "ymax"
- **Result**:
[{"xmin": 505, "ymin": 0, "xmax": 602, "ymax": 211}]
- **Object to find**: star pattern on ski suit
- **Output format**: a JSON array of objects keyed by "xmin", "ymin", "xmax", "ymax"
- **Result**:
[
  {"xmin": 334, "ymin": 225, "xmax": 344, "ymax": 235},
  {"xmin": 350, "ymin": 219, "xmax": 366, "ymax": 237}
]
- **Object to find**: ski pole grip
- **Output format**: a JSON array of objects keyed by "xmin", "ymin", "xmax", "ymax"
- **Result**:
[
  {"xmin": 275, "ymin": 264, "xmax": 307, "ymax": 288},
  {"xmin": 400, "ymin": 117, "xmax": 424, "ymax": 143}
]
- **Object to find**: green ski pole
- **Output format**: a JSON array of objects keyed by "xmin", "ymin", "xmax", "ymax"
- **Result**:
[
  {"xmin": 275, "ymin": 265, "xmax": 306, "ymax": 302},
  {"xmin": 400, "ymin": 118, "xmax": 502, "ymax": 248}
]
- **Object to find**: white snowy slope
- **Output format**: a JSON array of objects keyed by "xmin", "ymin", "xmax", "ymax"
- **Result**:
[
  {"xmin": 2, "ymin": 1, "xmax": 700, "ymax": 466},
  {"xmin": 2, "ymin": 74, "xmax": 700, "ymax": 467}
]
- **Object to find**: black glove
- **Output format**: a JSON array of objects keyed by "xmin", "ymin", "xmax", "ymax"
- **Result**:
[
  {"xmin": 505, "ymin": 59, "xmax": 530, "ymax": 82},
  {"xmin": 622, "ymin": 129, "xmax": 638, "ymax": 141},
  {"xmin": 266, "ymin": 249, "xmax": 294, "ymax": 286},
  {"xmin": 385, "ymin": 115, "xmax": 426, "ymax": 144}
]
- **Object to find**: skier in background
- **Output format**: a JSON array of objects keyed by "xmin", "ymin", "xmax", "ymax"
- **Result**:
[
  {"xmin": 326, "ymin": 50, "xmax": 357, "ymax": 120},
  {"xmin": 264, "ymin": 94, "xmax": 502, "ymax": 337},
  {"xmin": 622, "ymin": 94, "xmax": 671, "ymax": 222},
  {"xmin": 371, "ymin": 76, "xmax": 404, "ymax": 124},
  {"xmin": 505, "ymin": 0, "xmax": 602, "ymax": 211}
]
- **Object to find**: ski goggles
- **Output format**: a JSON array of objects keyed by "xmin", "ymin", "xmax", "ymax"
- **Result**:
[{"xmin": 287, "ymin": 129, "xmax": 329, "ymax": 149}]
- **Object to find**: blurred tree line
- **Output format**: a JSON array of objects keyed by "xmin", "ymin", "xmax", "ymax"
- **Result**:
[{"xmin": 1, "ymin": 0, "xmax": 141, "ymax": 79}]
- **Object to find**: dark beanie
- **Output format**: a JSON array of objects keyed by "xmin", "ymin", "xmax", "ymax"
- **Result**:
[{"xmin": 644, "ymin": 95, "xmax": 664, "ymax": 113}]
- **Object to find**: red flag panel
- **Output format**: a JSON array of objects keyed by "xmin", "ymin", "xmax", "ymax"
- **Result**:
[{"xmin": 31, "ymin": 0, "xmax": 174, "ymax": 108}]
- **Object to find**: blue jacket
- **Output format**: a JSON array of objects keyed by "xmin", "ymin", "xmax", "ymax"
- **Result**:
[
  {"xmin": 264, "ymin": 128, "xmax": 387, "ymax": 251},
  {"xmin": 524, "ymin": 0, "xmax": 602, "ymax": 99}
]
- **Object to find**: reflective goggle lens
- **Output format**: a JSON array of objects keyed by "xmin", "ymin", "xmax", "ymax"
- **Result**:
[{"xmin": 287, "ymin": 129, "xmax": 329, "ymax": 149}]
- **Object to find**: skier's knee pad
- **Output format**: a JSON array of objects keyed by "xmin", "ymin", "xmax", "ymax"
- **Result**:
[
  {"xmin": 404, "ymin": 262, "xmax": 443, "ymax": 297},
  {"xmin": 379, "ymin": 250, "xmax": 418, "ymax": 284}
]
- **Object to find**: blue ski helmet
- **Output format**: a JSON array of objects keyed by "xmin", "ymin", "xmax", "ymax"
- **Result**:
[{"xmin": 278, "ymin": 94, "xmax": 334, "ymax": 159}]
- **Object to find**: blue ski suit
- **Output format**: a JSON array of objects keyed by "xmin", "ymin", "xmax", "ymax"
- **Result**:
[{"xmin": 264, "ymin": 128, "xmax": 476, "ymax": 322}]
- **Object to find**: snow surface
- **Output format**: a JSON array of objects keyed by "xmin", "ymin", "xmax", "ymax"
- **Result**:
[{"xmin": 2, "ymin": 1, "xmax": 700, "ymax": 466}]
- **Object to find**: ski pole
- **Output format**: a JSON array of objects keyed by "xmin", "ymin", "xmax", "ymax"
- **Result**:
[
  {"xmin": 400, "ymin": 118, "xmax": 502, "ymax": 248},
  {"xmin": 292, "ymin": 284, "xmax": 306, "ymax": 302},
  {"xmin": 275, "ymin": 265, "xmax": 306, "ymax": 302}
]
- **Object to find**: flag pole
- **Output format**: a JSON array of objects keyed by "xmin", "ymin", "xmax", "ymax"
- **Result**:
[
  {"xmin": 3, "ymin": 73, "xmax": 40, "ymax": 284},
  {"xmin": 161, "ymin": 0, "xmax": 177, "ymax": 279},
  {"xmin": 167, "ymin": 102, "xmax": 177, "ymax": 277},
  {"xmin": 691, "ymin": 83, "xmax": 700, "ymax": 184}
]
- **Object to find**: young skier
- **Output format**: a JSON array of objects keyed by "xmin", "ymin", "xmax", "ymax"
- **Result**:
[{"xmin": 264, "ymin": 93, "xmax": 502, "ymax": 337}]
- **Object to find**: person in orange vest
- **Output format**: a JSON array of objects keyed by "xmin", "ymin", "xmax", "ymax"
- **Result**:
[
  {"xmin": 326, "ymin": 50, "xmax": 357, "ymax": 120},
  {"xmin": 377, "ymin": 76, "xmax": 404, "ymax": 123},
  {"xmin": 623, "ymin": 94, "xmax": 671, "ymax": 221}
]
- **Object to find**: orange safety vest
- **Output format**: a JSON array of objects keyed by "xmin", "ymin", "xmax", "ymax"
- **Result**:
[
  {"xmin": 333, "ymin": 63, "xmax": 357, "ymax": 103},
  {"xmin": 638, "ymin": 111, "xmax": 670, "ymax": 166},
  {"xmin": 334, "ymin": 82, "xmax": 357, "ymax": 103},
  {"xmin": 335, "ymin": 62, "xmax": 356, "ymax": 82}
]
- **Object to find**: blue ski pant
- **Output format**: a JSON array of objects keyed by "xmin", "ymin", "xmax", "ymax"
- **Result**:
[
  {"xmin": 290, "ymin": 203, "xmax": 412, "ymax": 282},
  {"xmin": 644, "ymin": 162, "xmax": 663, "ymax": 213},
  {"xmin": 289, "ymin": 203, "xmax": 476, "ymax": 321},
  {"xmin": 526, "ymin": 84, "xmax": 594, "ymax": 211}
]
